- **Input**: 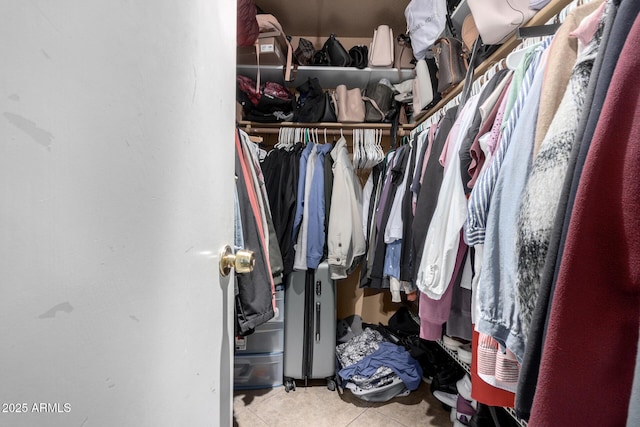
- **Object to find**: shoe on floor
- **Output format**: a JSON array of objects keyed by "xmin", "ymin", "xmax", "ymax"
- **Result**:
[
  {"xmin": 432, "ymin": 389, "xmax": 457, "ymax": 408},
  {"xmin": 443, "ymin": 335, "xmax": 469, "ymax": 350},
  {"xmin": 456, "ymin": 375, "xmax": 472, "ymax": 402},
  {"xmin": 457, "ymin": 342, "xmax": 472, "ymax": 365},
  {"xmin": 456, "ymin": 394, "xmax": 476, "ymax": 425}
]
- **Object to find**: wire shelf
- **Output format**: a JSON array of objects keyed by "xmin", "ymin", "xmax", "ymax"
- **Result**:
[{"xmin": 436, "ymin": 340, "xmax": 528, "ymax": 427}]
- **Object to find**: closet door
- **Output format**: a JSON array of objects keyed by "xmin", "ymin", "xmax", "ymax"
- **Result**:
[{"xmin": 0, "ymin": 1, "xmax": 236, "ymax": 426}]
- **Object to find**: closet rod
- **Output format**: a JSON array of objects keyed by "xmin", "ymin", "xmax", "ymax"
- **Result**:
[{"xmin": 242, "ymin": 126, "xmax": 402, "ymax": 137}]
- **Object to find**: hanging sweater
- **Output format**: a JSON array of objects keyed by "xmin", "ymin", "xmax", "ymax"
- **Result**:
[
  {"xmin": 476, "ymin": 45, "xmax": 547, "ymax": 362},
  {"xmin": 515, "ymin": 4, "xmax": 604, "ymax": 344}
]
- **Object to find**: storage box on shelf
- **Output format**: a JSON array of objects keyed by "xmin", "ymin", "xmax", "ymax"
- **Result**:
[{"xmin": 237, "ymin": 33, "xmax": 289, "ymax": 66}]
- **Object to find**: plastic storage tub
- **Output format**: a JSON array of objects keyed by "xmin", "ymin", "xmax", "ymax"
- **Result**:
[{"xmin": 234, "ymin": 352, "xmax": 284, "ymax": 390}]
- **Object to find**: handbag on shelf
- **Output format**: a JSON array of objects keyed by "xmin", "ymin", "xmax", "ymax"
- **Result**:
[
  {"xmin": 363, "ymin": 80, "xmax": 395, "ymax": 122},
  {"xmin": 349, "ymin": 45, "xmax": 369, "ymax": 69},
  {"xmin": 369, "ymin": 25, "xmax": 394, "ymax": 68},
  {"xmin": 322, "ymin": 34, "xmax": 352, "ymax": 67},
  {"xmin": 394, "ymin": 33, "xmax": 415, "ymax": 69},
  {"xmin": 412, "ymin": 59, "xmax": 434, "ymax": 112},
  {"xmin": 319, "ymin": 92, "xmax": 338, "ymax": 122},
  {"xmin": 313, "ymin": 49, "xmax": 330, "ymax": 66},
  {"xmin": 461, "ymin": 14, "xmax": 500, "ymax": 67},
  {"xmin": 294, "ymin": 77, "xmax": 336, "ymax": 123},
  {"xmin": 334, "ymin": 85, "xmax": 365, "ymax": 123},
  {"xmin": 467, "ymin": 0, "xmax": 537, "ymax": 45},
  {"xmin": 295, "ymin": 37, "xmax": 316, "ymax": 66},
  {"xmin": 433, "ymin": 37, "xmax": 468, "ymax": 95},
  {"xmin": 237, "ymin": 75, "xmax": 295, "ymax": 123}
]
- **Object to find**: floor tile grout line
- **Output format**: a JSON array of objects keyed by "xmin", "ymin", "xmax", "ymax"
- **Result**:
[
  {"xmin": 344, "ymin": 407, "xmax": 371, "ymax": 427},
  {"xmin": 245, "ymin": 406, "xmax": 272, "ymax": 427}
]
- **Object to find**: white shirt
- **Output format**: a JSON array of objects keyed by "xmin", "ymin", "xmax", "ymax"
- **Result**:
[{"xmin": 416, "ymin": 94, "xmax": 480, "ymax": 299}]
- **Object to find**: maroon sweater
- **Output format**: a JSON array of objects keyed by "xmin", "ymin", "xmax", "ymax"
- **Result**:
[{"xmin": 529, "ymin": 15, "xmax": 640, "ymax": 427}]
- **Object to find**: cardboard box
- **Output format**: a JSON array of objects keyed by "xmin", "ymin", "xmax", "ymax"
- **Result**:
[{"xmin": 237, "ymin": 33, "xmax": 287, "ymax": 66}]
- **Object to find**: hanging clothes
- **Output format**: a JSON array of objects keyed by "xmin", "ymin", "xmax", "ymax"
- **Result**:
[
  {"xmin": 515, "ymin": 0, "xmax": 606, "ymax": 349},
  {"xmin": 411, "ymin": 106, "xmax": 458, "ymax": 283},
  {"xmin": 367, "ymin": 145, "xmax": 411, "ymax": 289},
  {"xmin": 293, "ymin": 142, "xmax": 318, "ymax": 271},
  {"xmin": 416, "ymin": 93, "xmax": 480, "ymax": 300},
  {"xmin": 515, "ymin": 0, "xmax": 620, "ymax": 419},
  {"xmin": 240, "ymin": 134, "xmax": 284, "ymax": 285},
  {"xmin": 262, "ymin": 142, "xmax": 303, "ymax": 275},
  {"xmin": 306, "ymin": 143, "xmax": 333, "ymax": 269},
  {"xmin": 476, "ymin": 41, "xmax": 549, "ymax": 365},
  {"xmin": 234, "ymin": 131, "xmax": 276, "ymax": 335},
  {"xmin": 327, "ymin": 136, "xmax": 366, "ymax": 280},
  {"xmin": 529, "ymin": 6, "xmax": 640, "ymax": 426}
]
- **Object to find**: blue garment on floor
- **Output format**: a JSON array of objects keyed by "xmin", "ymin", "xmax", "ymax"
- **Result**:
[{"xmin": 338, "ymin": 342, "xmax": 423, "ymax": 390}]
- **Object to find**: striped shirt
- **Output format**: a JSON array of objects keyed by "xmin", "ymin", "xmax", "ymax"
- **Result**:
[{"xmin": 465, "ymin": 39, "xmax": 551, "ymax": 246}]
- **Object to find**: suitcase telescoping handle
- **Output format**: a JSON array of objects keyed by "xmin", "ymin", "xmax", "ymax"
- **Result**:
[{"xmin": 315, "ymin": 301, "xmax": 321, "ymax": 341}]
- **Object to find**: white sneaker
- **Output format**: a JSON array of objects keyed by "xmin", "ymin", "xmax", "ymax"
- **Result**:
[
  {"xmin": 456, "ymin": 375, "xmax": 473, "ymax": 402},
  {"xmin": 432, "ymin": 390, "xmax": 457, "ymax": 408},
  {"xmin": 457, "ymin": 343, "xmax": 472, "ymax": 365},
  {"xmin": 443, "ymin": 335, "xmax": 466, "ymax": 350}
]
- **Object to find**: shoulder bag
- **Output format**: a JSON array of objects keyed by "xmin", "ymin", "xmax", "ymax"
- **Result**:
[
  {"xmin": 369, "ymin": 25, "xmax": 394, "ymax": 68},
  {"xmin": 363, "ymin": 81, "xmax": 394, "ymax": 122},
  {"xmin": 334, "ymin": 85, "xmax": 365, "ymax": 123},
  {"xmin": 467, "ymin": 0, "xmax": 537, "ymax": 45},
  {"xmin": 323, "ymin": 34, "xmax": 352, "ymax": 67},
  {"xmin": 433, "ymin": 37, "xmax": 468, "ymax": 95}
]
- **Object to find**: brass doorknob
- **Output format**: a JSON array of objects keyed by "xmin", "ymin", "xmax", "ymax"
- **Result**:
[{"xmin": 219, "ymin": 245, "xmax": 255, "ymax": 276}]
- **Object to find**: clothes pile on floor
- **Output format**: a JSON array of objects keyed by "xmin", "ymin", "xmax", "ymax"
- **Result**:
[{"xmin": 335, "ymin": 325, "xmax": 423, "ymax": 402}]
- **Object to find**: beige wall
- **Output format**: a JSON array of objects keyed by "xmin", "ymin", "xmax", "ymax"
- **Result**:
[{"xmin": 336, "ymin": 267, "xmax": 398, "ymax": 324}]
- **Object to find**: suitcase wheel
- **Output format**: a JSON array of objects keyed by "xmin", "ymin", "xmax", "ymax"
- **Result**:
[
  {"xmin": 284, "ymin": 378, "xmax": 296, "ymax": 392},
  {"xmin": 327, "ymin": 378, "xmax": 336, "ymax": 392}
]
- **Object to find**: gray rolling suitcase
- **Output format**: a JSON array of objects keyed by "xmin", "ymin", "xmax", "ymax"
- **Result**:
[{"xmin": 283, "ymin": 261, "xmax": 337, "ymax": 392}]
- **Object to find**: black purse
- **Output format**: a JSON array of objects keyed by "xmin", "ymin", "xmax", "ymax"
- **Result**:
[
  {"xmin": 322, "ymin": 34, "xmax": 352, "ymax": 67},
  {"xmin": 349, "ymin": 45, "xmax": 369, "ymax": 69},
  {"xmin": 294, "ymin": 77, "xmax": 336, "ymax": 123},
  {"xmin": 319, "ymin": 92, "xmax": 337, "ymax": 122}
]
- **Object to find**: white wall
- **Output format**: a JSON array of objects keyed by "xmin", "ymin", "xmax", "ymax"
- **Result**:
[{"xmin": 0, "ymin": 1, "xmax": 236, "ymax": 426}]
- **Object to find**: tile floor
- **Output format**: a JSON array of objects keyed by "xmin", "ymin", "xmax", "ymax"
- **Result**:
[{"xmin": 233, "ymin": 380, "xmax": 452, "ymax": 427}]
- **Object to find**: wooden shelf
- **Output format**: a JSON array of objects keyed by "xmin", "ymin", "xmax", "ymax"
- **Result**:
[{"xmin": 408, "ymin": 0, "xmax": 574, "ymax": 128}]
